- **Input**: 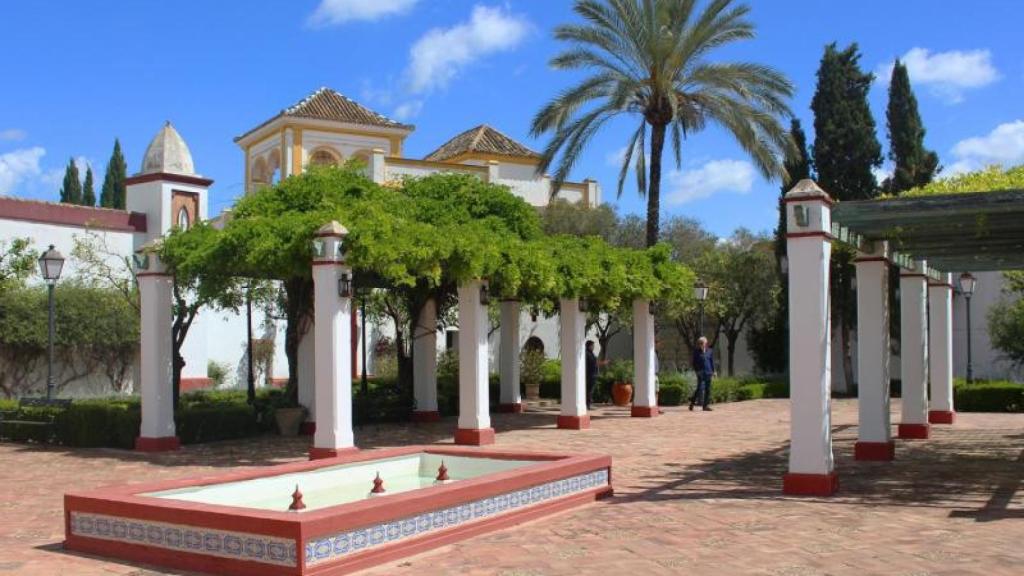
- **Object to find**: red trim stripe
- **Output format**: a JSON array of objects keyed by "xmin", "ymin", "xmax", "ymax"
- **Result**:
[{"xmin": 0, "ymin": 196, "xmax": 147, "ymax": 232}]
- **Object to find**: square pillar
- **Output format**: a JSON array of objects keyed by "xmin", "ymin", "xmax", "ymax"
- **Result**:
[
  {"xmin": 928, "ymin": 274, "xmax": 955, "ymax": 424},
  {"xmin": 558, "ymin": 298, "xmax": 589, "ymax": 429},
  {"xmin": 455, "ymin": 280, "xmax": 495, "ymax": 445},
  {"xmin": 899, "ymin": 262, "xmax": 930, "ymax": 439},
  {"xmin": 854, "ymin": 247, "xmax": 894, "ymax": 461},
  {"xmin": 412, "ymin": 298, "xmax": 440, "ymax": 422},
  {"xmin": 498, "ymin": 300, "xmax": 523, "ymax": 413},
  {"xmin": 135, "ymin": 244, "xmax": 180, "ymax": 452},
  {"xmin": 782, "ymin": 180, "xmax": 837, "ymax": 496},
  {"xmin": 632, "ymin": 299, "xmax": 658, "ymax": 417},
  {"xmin": 309, "ymin": 222, "xmax": 357, "ymax": 459}
]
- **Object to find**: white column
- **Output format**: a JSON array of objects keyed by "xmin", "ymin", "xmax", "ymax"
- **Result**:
[
  {"xmin": 928, "ymin": 274, "xmax": 955, "ymax": 424},
  {"xmin": 412, "ymin": 298, "xmax": 440, "ymax": 422},
  {"xmin": 310, "ymin": 222, "xmax": 356, "ymax": 458},
  {"xmin": 369, "ymin": 148, "xmax": 386, "ymax": 183},
  {"xmin": 632, "ymin": 299, "xmax": 658, "ymax": 417},
  {"xmin": 498, "ymin": 300, "xmax": 523, "ymax": 412},
  {"xmin": 558, "ymin": 298, "xmax": 589, "ymax": 429},
  {"xmin": 135, "ymin": 245, "xmax": 179, "ymax": 451},
  {"xmin": 854, "ymin": 247, "xmax": 893, "ymax": 460},
  {"xmin": 297, "ymin": 323, "xmax": 315, "ymax": 433},
  {"xmin": 899, "ymin": 262, "xmax": 931, "ymax": 439},
  {"xmin": 486, "ymin": 160, "xmax": 500, "ymax": 183},
  {"xmin": 455, "ymin": 280, "xmax": 494, "ymax": 445},
  {"xmin": 783, "ymin": 180, "xmax": 837, "ymax": 496}
]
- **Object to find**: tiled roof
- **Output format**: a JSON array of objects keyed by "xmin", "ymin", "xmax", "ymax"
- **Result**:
[
  {"xmin": 235, "ymin": 87, "xmax": 412, "ymax": 142},
  {"xmin": 424, "ymin": 125, "xmax": 539, "ymax": 162},
  {"xmin": 0, "ymin": 195, "xmax": 147, "ymax": 232}
]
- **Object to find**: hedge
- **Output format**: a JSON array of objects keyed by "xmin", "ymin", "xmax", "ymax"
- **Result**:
[{"xmin": 954, "ymin": 379, "xmax": 1023, "ymax": 413}]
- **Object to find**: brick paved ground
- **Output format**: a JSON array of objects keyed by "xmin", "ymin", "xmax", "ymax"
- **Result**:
[{"xmin": 1, "ymin": 398, "xmax": 1021, "ymax": 575}]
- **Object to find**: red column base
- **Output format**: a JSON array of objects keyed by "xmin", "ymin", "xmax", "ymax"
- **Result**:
[
  {"xmin": 496, "ymin": 403, "xmax": 524, "ymax": 413},
  {"xmin": 454, "ymin": 427, "xmax": 495, "ymax": 445},
  {"xmin": 630, "ymin": 405, "xmax": 658, "ymax": 418},
  {"xmin": 783, "ymin": 471, "xmax": 839, "ymax": 496},
  {"xmin": 411, "ymin": 411, "xmax": 442, "ymax": 423},
  {"xmin": 556, "ymin": 414, "xmax": 591, "ymax": 430},
  {"xmin": 898, "ymin": 423, "xmax": 930, "ymax": 439},
  {"xmin": 299, "ymin": 421, "xmax": 316, "ymax": 436},
  {"xmin": 134, "ymin": 436, "xmax": 181, "ymax": 452},
  {"xmin": 854, "ymin": 440, "xmax": 895, "ymax": 461},
  {"xmin": 309, "ymin": 446, "xmax": 360, "ymax": 460},
  {"xmin": 928, "ymin": 410, "xmax": 956, "ymax": 425}
]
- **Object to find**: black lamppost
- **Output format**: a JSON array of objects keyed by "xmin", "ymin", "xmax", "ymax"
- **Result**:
[
  {"xmin": 38, "ymin": 245, "xmax": 65, "ymax": 401},
  {"xmin": 694, "ymin": 279, "xmax": 709, "ymax": 338},
  {"xmin": 958, "ymin": 272, "xmax": 977, "ymax": 384}
]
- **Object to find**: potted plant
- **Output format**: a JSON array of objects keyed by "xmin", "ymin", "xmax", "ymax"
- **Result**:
[
  {"xmin": 520, "ymin": 348, "xmax": 545, "ymax": 401},
  {"xmin": 607, "ymin": 359, "xmax": 634, "ymax": 407},
  {"xmin": 271, "ymin": 392, "xmax": 307, "ymax": 436}
]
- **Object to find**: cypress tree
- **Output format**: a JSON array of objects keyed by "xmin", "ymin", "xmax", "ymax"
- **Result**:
[
  {"xmin": 885, "ymin": 59, "xmax": 939, "ymax": 194},
  {"xmin": 100, "ymin": 139, "xmax": 128, "ymax": 209},
  {"xmin": 810, "ymin": 42, "xmax": 883, "ymax": 391},
  {"xmin": 59, "ymin": 158, "xmax": 82, "ymax": 204},
  {"xmin": 82, "ymin": 166, "xmax": 96, "ymax": 206}
]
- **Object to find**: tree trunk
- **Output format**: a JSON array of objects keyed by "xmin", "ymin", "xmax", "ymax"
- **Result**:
[
  {"xmin": 283, "ymin": 277, "xmax": 314, "ymax": 406},
  {"xmin": 726, "ymin": 332, "xmax": 737, "ymax": 377},
  {"xmin": 646, "ymin": 122, "xmax": 668, "ymax": 248}
]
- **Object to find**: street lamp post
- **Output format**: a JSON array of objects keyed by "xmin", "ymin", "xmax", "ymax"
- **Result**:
[
  {"xmin": 958, "ymin": 272, "xmax": 977, "ymax": 384},
  {"xmin": 38, "ymin": 245, "xmax": 65, "ymax": 401},
  {"xmin": 694, "ymin": 279, "xmax": 709, "ymax": 339}
]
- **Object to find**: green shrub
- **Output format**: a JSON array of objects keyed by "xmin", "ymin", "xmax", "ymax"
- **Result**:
[
  {"xmin": 658, "ymin": 385, "xmax": 686, "ymax": 406},
  {"xmin": 207, "ymin": 361, "xmax": 230, "ymax": 387},
  {"xmin": 954, "ymin": 380, "xmax": 1023, "ymax": 412},
  {"xmin": 57, "ymin": 399, "xmax": 140, "ymax": 449},
  {"xmin": 539, "ymin": 359, "xmax": 562, "ymax": 399},
  {"xmin": 177, "ymin": 403, "xmax": 258, "ymax": 444}
]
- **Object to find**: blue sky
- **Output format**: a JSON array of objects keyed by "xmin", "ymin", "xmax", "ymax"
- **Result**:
[{"xmin": 1, "ymin": 0, "xmax": 1021, "ymax": 238}]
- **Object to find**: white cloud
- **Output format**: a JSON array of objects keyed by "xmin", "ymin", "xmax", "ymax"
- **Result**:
[
  {"xmin": 0, "ymin": 129, "xmax": 26, "ymax": 141},
  {"xmin": 0, "ymin": 147, "xmax": 45, "ymax": 195},
  {"xmin": 665, "ymin": 159, "xmax": 756, "ymax": 205},
  {"xmin": 605, "ymin": 146, "xmax": 629, "ymax": 168},
  {"xmin": 406, "ymin": 5, "xmax": 530, "ymax": 93},
  {"xmin": 392, "ymin": 100, "xmax": 423, "ymax": 121},
  {"xmin": 947, "ymin": 120, "xmax": 1024, "ymax": 173},
  {"xmin": 876, "ymin": 48, "xmax": 999, "ymax": 103},
  {"xmin": 308, "ymin": 0, "xmax": 418, "ymax": 26}
]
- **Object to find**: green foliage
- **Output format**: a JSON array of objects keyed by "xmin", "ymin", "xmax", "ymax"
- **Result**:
[
  {"xmin": 988, "ymin": 272, "xmax": 1024, "ymax": 368},
  {"xmin": 59, "ymin": 158, "xmax": 82, "ymax": 204},
  {"xmin": 82, "ymin": 167, "xmax": 96, "ymax": 206},
  {"xmin": 0, "ymin": 238, "xmax": 37, "ymax": 290},
  {"xmin": 541, "ymin": 199, "xmax": 619, "ymax": 241},
  {"xmin": 100, "ymin": 139, "xmax": 128, "ymax": 209},
  {"xmin": 885, "ymin": 60, "xmax": 938, "ymax": 193},
  {"xmin": 903, "ymin": 164, "xmax": 1024, "ymax": 197},
  {"xmin": 954, "ymin": 379, "xmax": 1023, "ymax": 413},
  {"xmin": 207, "ymin": 360, "xmax": 230, "ymax": 387}
]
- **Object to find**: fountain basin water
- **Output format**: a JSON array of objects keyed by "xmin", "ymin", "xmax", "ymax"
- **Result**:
[{"xmin": 64, "ymin": 445, "xmax": 612, "ymax": 575}]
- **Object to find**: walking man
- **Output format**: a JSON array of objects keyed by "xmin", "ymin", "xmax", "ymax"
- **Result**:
[
  {"xmin": 585, "ymin": 340, "xmax": 598, "ymax": 410},
  {"xmin": 690, "ymin": 336, "xmax": 714, "ymax": 411}
]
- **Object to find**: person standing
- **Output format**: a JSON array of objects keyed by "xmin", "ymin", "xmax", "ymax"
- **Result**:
[
  {"xmin": 585, "ymin": 340, "xmax": 599, "ymax": 410},
  {"xmin": 690, "ymin": 336, "xmax": 714, "ymax": 411}
]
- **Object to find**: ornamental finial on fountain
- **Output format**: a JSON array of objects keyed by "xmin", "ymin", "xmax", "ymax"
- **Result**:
[
  {"xmin": 371, "ymin": 472, "xmax": 386, "ymax": 494},
  {"xmin": 436, "ymin": 461, "xmax": 450, "ymax": 482},
  {"xmin": 289, "ymin": 484, "xmax": 306, "ymax": 511}
]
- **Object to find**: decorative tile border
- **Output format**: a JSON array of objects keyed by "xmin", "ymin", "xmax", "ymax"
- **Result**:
[
  {"xmin": 69, "ymin": 512, "xmax": 297, "ymax": 568},
  {"xmin": 304, "ymin": 468, "xmax": 609, "ymax": 567}
]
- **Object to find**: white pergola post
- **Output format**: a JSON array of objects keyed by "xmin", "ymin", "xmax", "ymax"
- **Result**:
[
  {"xmin": 899, "ymin": 261, "xmax": 931, "ymax": 439},
  {"xmin": 632, "ymin": 299, "xmax": 658, "ymax": 417},
  {"xmin": 928, "ymin": 274, "xmax": 956, "ymax": 424},
  {"xmin": 297, "ymin": 325, "xmax": 315, "ymax": 435},
  {"xmin": 498, "ymin": 300, "xmax": 523, "ymax": 413},
  {"xmin": 412, "ymin": 297, "xmax": 440, "ymax": 422},
  {"xmin": 309, "ymin": 222, "xmax": 357, "ymax": 459},
  {"xmin": 853, "ymin": 245, "xmax": 894, "ymax": 461},
  {"xmin": 783, "ymin": 180, "xmax": 838, "ymax": 496},
  {"xmin": 455, "ymin": 280, "xmax": 495, "ymax": 445},
  {"xmin": 558, "ymin": 298, "xmax": 589, "ymax": 429},
  {"xmin": 135, "ymin": 243, "xmax": 179, "ymax": 452}
]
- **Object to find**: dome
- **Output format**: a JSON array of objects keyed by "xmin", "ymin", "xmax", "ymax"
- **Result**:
[{"xmin": 140, "ymin": 121, "xmax": 196, "ymax": 175}]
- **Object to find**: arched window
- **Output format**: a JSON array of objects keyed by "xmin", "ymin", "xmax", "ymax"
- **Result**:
[
  {"xmin": 309, "ymin": 147, "xmax": 341, "ymax": 167},
  {"xmin": 177, "ymin": 206, "xmax": 190, "ymax": 230},
  {"xmin": 251, "ymin": 156, "xmax": 269, "ymax": 188}
]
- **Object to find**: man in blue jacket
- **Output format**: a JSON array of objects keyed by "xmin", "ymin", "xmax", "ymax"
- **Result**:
[{"xmin": 690, "ymin": 336, "xmax": 714, "ymax": 411}]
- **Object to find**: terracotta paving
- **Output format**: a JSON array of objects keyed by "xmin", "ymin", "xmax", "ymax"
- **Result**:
[{"xmin": 1, "ymin": 398, "xmax": 1021, "ymax": 575}]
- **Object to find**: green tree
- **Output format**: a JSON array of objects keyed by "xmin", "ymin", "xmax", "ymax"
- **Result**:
[
  {"xmin": 885, "ymin": 60, "xmax": 939, "ymax": 194},
  {"xmin": 811, "ymin": 42, "xmax": 882, "ymax": 389},
  {"xmin": 82, "ymin": 166, "xmax": 96, "ymax": 206},
  {"xmin": 100, "ymin": 139, "xmax": 128, "ymax": 209},
  {"xmin": 0, "ymin": 238, "xmax": 36, "ymax": 292},
  {"xmin": 989, "ymin": 272, "xmax": 1024, "ymax": 368},
  {"xmin": 59, "ymin": 158, "xmax": 82, "ymax": 204},
  {"xmin": 531, "ymin": 0, "xmax": 795, "ymax": 247}
]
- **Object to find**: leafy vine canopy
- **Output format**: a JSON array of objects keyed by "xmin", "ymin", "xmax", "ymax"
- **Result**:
[{"xmin": 160, "ymin": 166, "xmax": 695, "ymax": 308}]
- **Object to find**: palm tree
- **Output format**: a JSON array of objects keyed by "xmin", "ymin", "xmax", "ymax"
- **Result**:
[{"xmin": 531, "ymin": 0, "xmax": 796, "ymax": 247}]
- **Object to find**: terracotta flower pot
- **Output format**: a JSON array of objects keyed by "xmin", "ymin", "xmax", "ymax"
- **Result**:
[
  {"xmin": 524, "ymin": 383, "xmax": 541, "ymax": 401},
  {"xmin": 274, "ymin": 407, "xmax": 306, "ymax": 436},
  {"xmin": 611, "ymin": 382, "xmax": 633, "ymax": 407}
]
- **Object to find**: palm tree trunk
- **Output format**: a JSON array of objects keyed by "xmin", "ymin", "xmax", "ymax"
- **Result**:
[{"xmin": 646, "ymin": 122, "xmax": 668, "ymax": 247}]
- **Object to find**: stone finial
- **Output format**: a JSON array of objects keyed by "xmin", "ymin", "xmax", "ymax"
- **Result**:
[
  {"xmin": 316, "ymin": 221, "xmax": 349, "ymax": 237},
  {"xmin": 436, "ymin": 461, "xmax": 450, "ymax": 482},
  {"xmin": 289, "ymin": 484, "xmax": 306, "ymax": 511},
  {"xmin": 784, "ymin": 179, "xmax": 831, "ymax": 201},
  {"xmin": 371, "ymin": 472, "xmax": 386, "ymax": 494}
]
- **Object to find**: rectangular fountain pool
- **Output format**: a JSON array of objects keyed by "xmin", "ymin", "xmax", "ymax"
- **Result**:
[{"xmin": 64, "ymin": 446, "xmax": 612, "ymax": 575}]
